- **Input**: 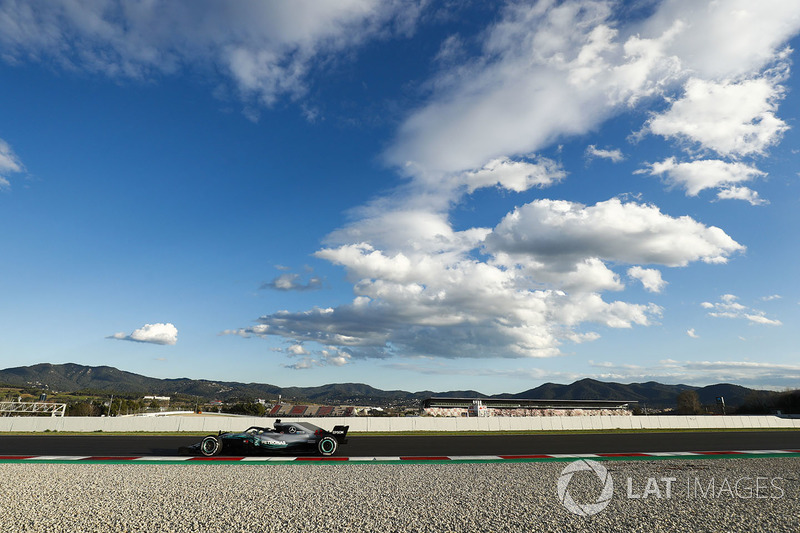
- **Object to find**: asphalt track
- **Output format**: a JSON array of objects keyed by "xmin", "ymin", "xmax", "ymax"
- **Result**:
[{"xmin": 1, "ymin": 431, "xmax": 798, "ymax": 457}]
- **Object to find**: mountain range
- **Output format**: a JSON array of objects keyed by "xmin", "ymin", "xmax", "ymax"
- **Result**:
[{"xmin": 0, "ymin": 363, "xmax": 767, "ymax": 409}]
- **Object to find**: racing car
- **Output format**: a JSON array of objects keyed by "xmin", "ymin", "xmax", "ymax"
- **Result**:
[{"xmin": 180, "ymin": 420, "xmax": 349, "ymax": 457}]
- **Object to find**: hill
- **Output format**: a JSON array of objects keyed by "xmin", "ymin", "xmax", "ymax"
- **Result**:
[
  {"xmin": 498, "ymin": 378, "xmax": 758, "ymax": 409},
  {"xmin": 0, "ymin": 363, "xmax": 769, "ymax": 408}
]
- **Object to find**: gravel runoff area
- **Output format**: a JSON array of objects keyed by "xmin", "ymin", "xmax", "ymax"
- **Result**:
[{"xmin": 0, "ymin": 458, "xmax": 797, "ymax": 532}]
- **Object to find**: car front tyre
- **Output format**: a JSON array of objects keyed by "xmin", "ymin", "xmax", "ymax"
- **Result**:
[
  {"xmin": 317, "ymin": 436, "xmax": 337, "ymax": 456},
  {"xmin": 200, "ymin": 435, "xmax": 223, "ymax": 456}
]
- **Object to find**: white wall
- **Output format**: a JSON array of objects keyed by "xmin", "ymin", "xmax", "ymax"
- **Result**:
[{"xmin": 0, "ymin": 415, "xmax": 798, "ymax": 432}]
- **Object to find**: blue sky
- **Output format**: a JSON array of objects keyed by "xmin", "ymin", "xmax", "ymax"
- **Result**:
[{"xmin": 1, "ymin": 1, "xmax": 799, "ymax": 394}]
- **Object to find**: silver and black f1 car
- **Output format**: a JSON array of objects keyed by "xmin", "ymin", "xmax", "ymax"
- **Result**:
[{"xmin": 181, "ymin": 420, "xmax": 349, "ymax": 457}]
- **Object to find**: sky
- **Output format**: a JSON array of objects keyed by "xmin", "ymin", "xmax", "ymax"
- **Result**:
[{"xmin": 1, "ymin": 0, "xmax": 800, "ymax": 394}]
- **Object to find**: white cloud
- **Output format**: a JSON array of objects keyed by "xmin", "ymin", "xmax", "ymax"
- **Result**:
[
  {"xmin": 433, "ymin": 34, "xmax": 466, "ymax": 66},
  {"xmin": 585, "ymin": 358, "xmax": 800, "ymax": 388},
  {"xmin": 261, "ymin": 272, "xmax": 323, "ymax": 291},
  {"xmin": 109, "ymin": 323, "xmax": 178, "ymax": 345},
  {"xmin": 236, "ymin": 197, "xmax": 745, "ymax": 361},
  {"xmin": 715, "ymin": 186, "xmax": 768, "ymax": 206},
  {"xmin": 322, "ymin": 350, "xmax": 352, "ymax": 367},
  {"xmin": 552, "ymin": 258, "xmax": 624, "ymax": 293},
  {"xmin": 743, "ymin": 314, "xmax": 783, "ymax": 326},
  {"xmin": 585, "ymin": 145, "xmax": 624, "ymax": 162},
  {"xmin": 640, "ymin": 158, "xmax": 766, "ymax": 201},
  {"xmin": 243, "ymin": 295, "xmax": 657, "ymax": 361},
  {"xmin": 386, "ymin": 1, "xmax": 800, "ymax": 175},
  {"xmin": 486, "ymin": 198, "xmax": 744, "ymax": 268},
  {"xmin": 702, "ymin": 295, "xmax": 782, "ymax": 326},
  {"xmin": 644, "ymin": 1, "xmax": 800, "ymax": 80},
  {"xmin": 285, "ymin": 357, "xmax": 316, "ymax": 370},
  {"xmin": 686, "ymin": 328, "xmax": 698, "ymax": 338},
  {"xmin": 682, "ymin": 360, "xmax": 799, "ymax": 374},
  {"xmin": 646, "ymin": 76, "xmax": 789, "ymax": 158},
  {"xmin": 287, "ymin": 344, "xmax": 309, "ymax": 356},
  {"xmin": 628, "ymin": 266, "xmax": 667, "ymax": 293},
  {"xmin": 0, "ymin": 138, "xmax": 24, "ymax": 189},
  {"xmin": 282, "ymin": 349, "xmax": 351, "ymax": 370},
  {"xmin": 219, "ymin": 328, "xmax": 250, "ymax": 338},
  {"xmin": 386, "ymin": 0, "xmax": 684, "ymax": 174},
  {"xmin": 0, "ymin": 0, "xmax": 421, "ymax": 108},
  {"xmin": 462, "ymin": 156, "xmax": 566, "ymax": 193},
  {"xmin": 0, "ymin": 139, "xmax": 23, "ymax": 173},
  {"xmin": 385, "ymin": 361, "xmax": 584, "ymax": 383},
  {"xmin": 222, "ymin": 331, "xmax": 355, "ymax": 369}
]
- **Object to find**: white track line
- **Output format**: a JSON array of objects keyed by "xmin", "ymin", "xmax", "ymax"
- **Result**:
[
  {"xmin": 26, "ymin": 456, "xmax": 90, "ymax": 461},
  {"xmin": 2, "ymin": 450, "xmax": 798, "ymax": 462}
]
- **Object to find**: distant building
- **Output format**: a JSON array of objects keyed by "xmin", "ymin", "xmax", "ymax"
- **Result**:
[
  {"xmin": 143, "ymin": 396, "xmax": 171, "ymax": 402},
  {"xmin": 421, "ymin": 397, "xmax": 636, "ymax": 417}
]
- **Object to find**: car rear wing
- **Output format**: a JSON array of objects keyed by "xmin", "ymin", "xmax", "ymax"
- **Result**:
[{"xmin": 331, "ymin": 425, "xmax": 349, "ymax": 444}]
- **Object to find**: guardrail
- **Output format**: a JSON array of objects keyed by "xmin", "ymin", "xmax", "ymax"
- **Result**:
[{"xmin": 0, "ymin": 415, "xmax": 798, "ymax": 432}]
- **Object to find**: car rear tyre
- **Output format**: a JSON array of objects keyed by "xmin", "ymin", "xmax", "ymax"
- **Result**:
[
  {"xmin": 200, "ymin": 435, "xmax": 222, "ymax": 456},
  {"xmin": 317, "ymin": 436, "xmax": 337, "ymax": 456}
]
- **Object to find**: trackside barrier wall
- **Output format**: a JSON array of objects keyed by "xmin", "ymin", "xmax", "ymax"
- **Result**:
[{"xmin": 0, "ymin": 415, "xmax": 798, "ymax": 432}]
